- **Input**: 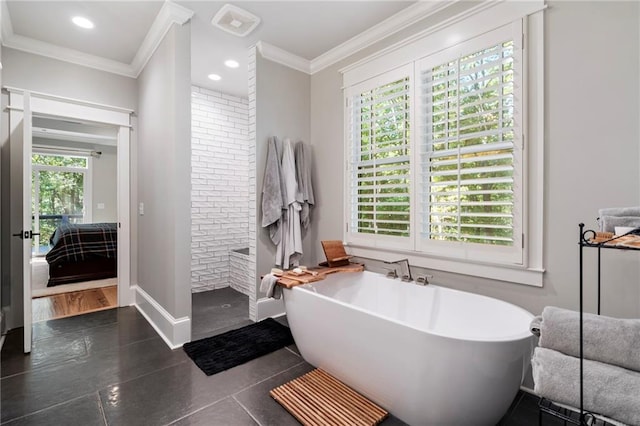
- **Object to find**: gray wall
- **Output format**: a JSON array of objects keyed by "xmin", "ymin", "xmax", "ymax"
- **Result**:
[
  {"xmin": 309, "ymin": 1, "xmax": 640, "ymax": 317},
  {"xmin": 255, "ymin": 53, "xmax": 311, "ymax": 296},
  {"xmin": 0, "ymin": 48, "xmax": 137, "ymax": 329},
  {"xmin": 136, "ymin": 23, "xmax": 191, "ymax": 319},
  {"xmin": 1, "ymin": 48, "xmax": 137, "ymax": 109},
  {"xmin": 91, "ymin": 148, "xmax": 118, "ymax": 223}
]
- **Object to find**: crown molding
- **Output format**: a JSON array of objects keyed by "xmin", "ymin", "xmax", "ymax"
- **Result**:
[
  {"xmin": 3, "ymin": 33, "xmax": 135, "ymax": 77},
  {"xmin": 256, "ymin": 41, "xmax": 311, "ymax": 75},
  {"xmin": 130, "ymin": 1, "xmax": 194, "ymax": 77},
  {"xmin": 309, "ymin": 0, "xmax": 456, "ymax": 74},
  {"xmin": 0, "ymin": 1, "xmax": 193, "ymax": 79},
  {"xmin": 339, "ymin": 0, "xmax": 507, "ymax": 76}
]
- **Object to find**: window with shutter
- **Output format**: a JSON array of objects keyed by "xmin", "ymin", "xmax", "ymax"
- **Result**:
[
  {"xmin": 415, "ymin": 23, "xmax": 523, "ymax": 263},
  {"xmin": 346, "ymin": 66, "xmax": 413, "ymax": 249},
  {"xmin": 344, "ymin": 17, "xmax": 535, "ymax": 271}
]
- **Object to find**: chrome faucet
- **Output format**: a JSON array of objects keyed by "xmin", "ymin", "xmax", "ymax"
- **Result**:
[
  {"xmin": 385, "ymin": 259, "xmax": 412, "ymax": 282},
  {"xmin": 381, "ymin": 266, "xmax": 398, "ymax": 279},
  {"xmin": 415, "ymin": 275, "xmax": 433, "ymax": 285}
]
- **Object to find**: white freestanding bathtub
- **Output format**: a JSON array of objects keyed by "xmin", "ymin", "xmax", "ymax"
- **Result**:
[{"xmin": 283, "ymin": 270, "xmax": 534, "ymax": 425}]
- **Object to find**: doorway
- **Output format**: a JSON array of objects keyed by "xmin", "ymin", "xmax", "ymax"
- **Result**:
[
  {"xmin": 29, "ymin": 118, "xmax": 120, "ymax": 321},
  {"xmin": 7, "ymin": 88, "xmax": 132, "ymax": 353}
]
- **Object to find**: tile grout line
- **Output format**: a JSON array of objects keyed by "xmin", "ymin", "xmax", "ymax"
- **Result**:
[
  {"xmin": 232, "ymin": 395, "xmax": 263, "ymax": 426},
  {"xmin": 96, "ymin": 391, "xmax": 109, "ymax": 426},
  {"xmin": 31, "ymin": 311, "xmax": 120, "ymax": 341},
  {"xmin": 284, "ymin": 346, "xmax": 301, "ymax": 357},
  {"xmin": 0, "ymin": 392, "xmax": 96, "ymax": 425},
  {"xmin": 164, "ymin": 359, "xmax": 307, "ymax": 426},
  {"xmin": 163, "ymin": 396, "xmax": 235, "ymax": 426},
  {"xmin": 2, "ymin": 358, "xmax": 191, "ymax": 424},
  {"xmin": 97, "ymin": 358, "xmax": 191, "ymax": 394},
  {"xmin": 1, "ymin": 333, "xmax": 166, "ymax": 381},
  {"xmin": 231, "ymin": 360, "xmax": 307, "ymax": 397}
]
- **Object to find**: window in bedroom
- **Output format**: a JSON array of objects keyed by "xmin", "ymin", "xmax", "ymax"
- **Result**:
[{"xmin": 31, "ymin": 152, "xmax": 91, "ymax": 255}]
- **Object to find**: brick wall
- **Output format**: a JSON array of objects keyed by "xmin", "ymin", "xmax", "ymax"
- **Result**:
[
  {"xmin": 229, "ymin": 250, "xmax": 251, "ymax": 296},
  {"xmin": 191, "ymin": 86, "xmax": 249, "ymax": 292}
]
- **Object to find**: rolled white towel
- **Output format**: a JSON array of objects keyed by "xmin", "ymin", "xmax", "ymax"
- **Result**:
[
  {"xmin": 539, "ymin": 306, "xmax": 640, "ymax": 372},
  {"xmin": 532, "ymin": 347, "xmax": 640, "ymax": 426}
]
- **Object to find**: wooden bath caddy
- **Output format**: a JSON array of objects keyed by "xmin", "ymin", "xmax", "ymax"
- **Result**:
[
  {"xmin": 320, "ymin": 240, "xmax": 352, "ymax": 267},
  {"xmin": 276, "ymin": 263, "xmax": 364, "ymax": 289}
]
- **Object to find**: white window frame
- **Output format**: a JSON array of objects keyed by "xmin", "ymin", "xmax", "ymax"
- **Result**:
[
  {"xmin": 345, "ymin": 64, "xmax": 414, "ymax": 252},
  {"xmin": 31, "ymin": 152, "xmax": 93, "ymax": 251},
  {"xmin": 414, "ymin": 21, "xmax": 524, "ymax": 265},
  {"xmin": 342, "ymin": 1, "xmax": 545, "ymax": 286}
]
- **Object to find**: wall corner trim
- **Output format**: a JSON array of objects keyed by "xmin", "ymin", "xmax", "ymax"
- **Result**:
[
  {"xmin": 309, "ymin": 0, "xmax": 453, "ymax": 74},
  {"xmin": 130, "ymin": 1, "xmax": 194, "ymax": 77},
  {"xmin": 256, "ymin": 41, "xmax": 311, "ymax": 75},
  {"xmin": 133, "ymin": 285, "xmax": 191, "ymax": 349}
]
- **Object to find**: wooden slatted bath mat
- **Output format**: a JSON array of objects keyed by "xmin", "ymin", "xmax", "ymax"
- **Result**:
[{"xmin": 270, "ymin": 368, "xmax": 388, "ymax": 426}]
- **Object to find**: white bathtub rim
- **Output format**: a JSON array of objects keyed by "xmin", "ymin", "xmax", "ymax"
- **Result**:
[{"xmin": 286, "ymin": 278, "xmax": 534, "ymax": 343}]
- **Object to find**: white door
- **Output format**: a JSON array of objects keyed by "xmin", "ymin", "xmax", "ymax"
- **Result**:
[{"xmin": 22, "ymin": 92, "xmax": 33, "ymax": 353}]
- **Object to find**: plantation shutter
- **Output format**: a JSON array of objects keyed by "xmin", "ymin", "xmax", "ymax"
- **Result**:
[
  {"xmin": 346, "ymin": 67, "xmax": 412, "ymax": 247},
  {"xmin": 416, "ymin": 23, "xmax": 523, "ymax": 262}
]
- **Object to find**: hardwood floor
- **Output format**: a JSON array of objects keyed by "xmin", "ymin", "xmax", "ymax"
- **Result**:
[{"xmin": 32, "ymin": 285, "xmax": 118, "ymax": 322}]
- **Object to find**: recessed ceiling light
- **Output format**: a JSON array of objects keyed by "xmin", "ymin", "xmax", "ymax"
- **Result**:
[
  {"xmin": 208, "ymin": 74, "xmax": 222, "ymax": 81},
  {"xmin": 224, "ymin": 59, "xmax": 239, "ymax": 69},
  {"xmin": 72, "ymin": 16, "xmax": 94, "ymax": 29}
]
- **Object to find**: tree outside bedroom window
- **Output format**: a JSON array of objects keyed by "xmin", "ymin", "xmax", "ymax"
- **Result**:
[
  {"xmin": 31, "ymin": 153, "xmax": 89, "ymax": 255},
  {"xmin": 345, "ymin": 21, "xmax": 525, "ymax": 265}
]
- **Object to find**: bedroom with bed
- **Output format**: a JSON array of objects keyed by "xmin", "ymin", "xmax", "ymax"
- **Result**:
[{"xmin": 29, "ymin": 117, "xmax": 120, "ymax": 321}]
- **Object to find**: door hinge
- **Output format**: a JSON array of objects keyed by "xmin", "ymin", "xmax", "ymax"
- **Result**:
[
  {"xmin": 346, "ymin": 222, "xmax": 349, "ymax": 232},
  {"xmin": 522, "ymin": 32, "xmax": 525, "ymax": 50},
  {"xmin": 522, "ymin": 134, "xmax": 525, "ymax": 150},
  {"xmin": 522, "ymin": 233, "xmax": 525, "ymax": 249}
]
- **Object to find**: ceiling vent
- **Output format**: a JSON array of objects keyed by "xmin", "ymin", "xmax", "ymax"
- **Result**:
[{"xmin": 211, "ymin": 4, "xmax": 260, "ymax": 37}]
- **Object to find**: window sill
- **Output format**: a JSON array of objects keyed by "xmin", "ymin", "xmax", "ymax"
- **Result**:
[{"xmin": 345, "ymin": 243, "xmax": 545, "ymax": 287}]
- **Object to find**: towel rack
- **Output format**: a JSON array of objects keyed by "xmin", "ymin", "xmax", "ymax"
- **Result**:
[{"xmin": 538, "ymin": 224, "xmax": 640, "ymax": 426}]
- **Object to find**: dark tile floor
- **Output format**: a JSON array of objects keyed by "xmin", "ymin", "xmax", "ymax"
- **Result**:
[{"xmin": 1, "ymin": 287, "xmax": 547, "ymax": 425}]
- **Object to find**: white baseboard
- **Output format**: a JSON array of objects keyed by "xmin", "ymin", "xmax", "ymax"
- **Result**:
[
  {"xmin": 121, "ymin": 281, "xmax": 136, "ymax": 307},
  {"xmin": 520, "ymin": 385, "xmax": 535, "ymax": 394},
  {"xmin": 256, "ymin": 297, "xmax": 285, "ymax": 321},
  {"xmin": 133, "ymin": 285, "xmax": 190, "ymax": 349}
]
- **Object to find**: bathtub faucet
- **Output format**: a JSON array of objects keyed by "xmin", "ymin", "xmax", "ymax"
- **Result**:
[
  {"xmin": 385, "ymin": 259, "xmax": 412, "ymax": 282},
  {"xmin": 381, "ymin": 266, "xmax": 398, "ymax": 279}
]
